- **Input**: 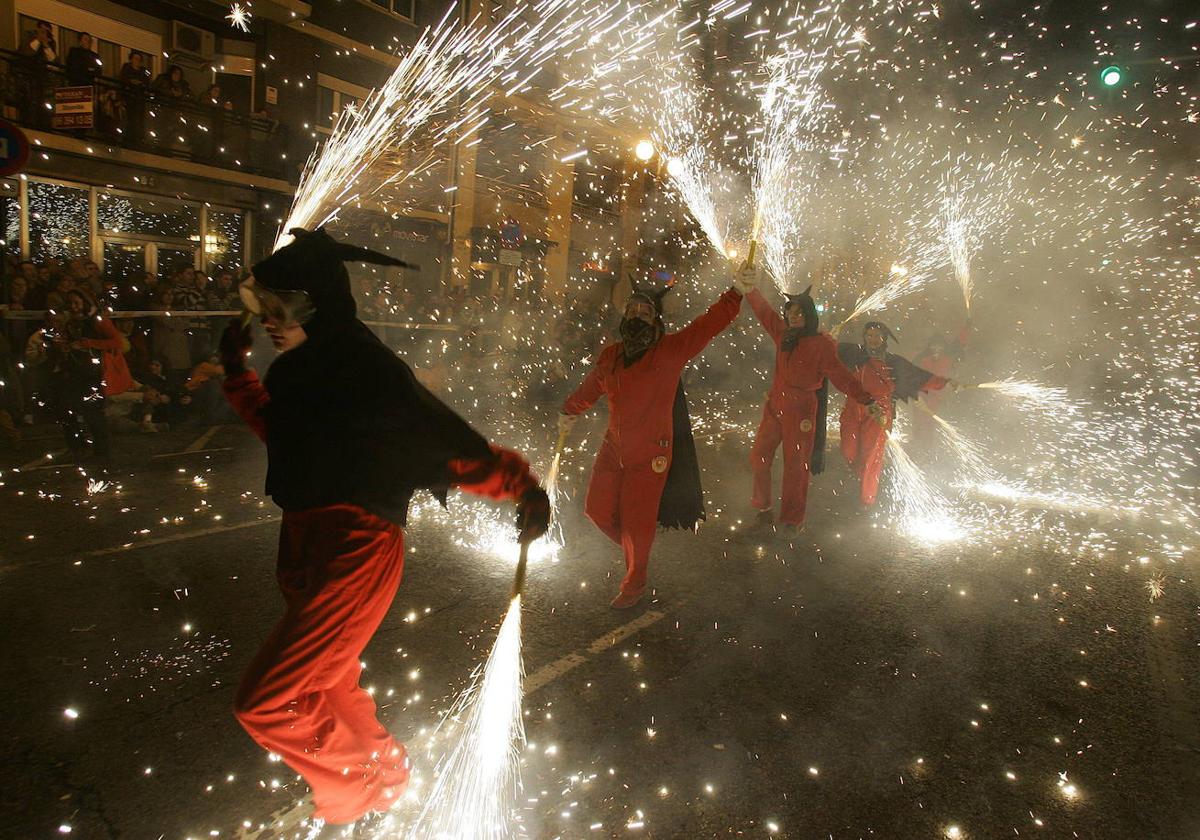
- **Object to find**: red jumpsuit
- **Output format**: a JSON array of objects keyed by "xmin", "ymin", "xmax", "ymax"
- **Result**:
[
  {"xmin": 563, "ymin": 288, "xmax": 742, "ymax": 597},
  {"xmin": 224, "ymin": 371, "xmax": 537, "ymax": 824},
  {"xmin": 839, "ymin": 358, "xmax": 946, "ymax": 506},
  {"xmin": 745, "ymin": 290, "xmax": 874, "ymax": 525}
]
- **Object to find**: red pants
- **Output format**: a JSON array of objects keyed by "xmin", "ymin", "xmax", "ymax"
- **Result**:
[
  {"xmin": 750, "ymin": 401, "xmax": 817, "ymax": 525},
  {"xmin": 840, "ymin": 407, "xmax": 889, "ymax": 506},
  {"xmin": 584, "ymin": 443, "xmax": 669, "ymax": 595},
  {"xmin": 234, "ymin": 505, "xmax": 410, "ymax": 825}
]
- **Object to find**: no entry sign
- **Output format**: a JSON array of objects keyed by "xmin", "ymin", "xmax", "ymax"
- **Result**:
[{"xmin": 0, "ymin": 119, "xmax": 30, "ymax": 177}]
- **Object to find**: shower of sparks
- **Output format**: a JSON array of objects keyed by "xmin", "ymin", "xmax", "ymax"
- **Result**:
[
  {"xmin": 883, "ymin": 435, "xmax": 964, "ymax": 544},
  {"xmin": 405, "ymin": 596, "xmax": 526, "ymax": 840},
  {"xmin": 280, "ymin": 0, "xmax": 677, "ymax": 251},
  {"xmin": 975, "ymin": 379, "xmax": 1078, "ymax": 418},
  {"xmin": 941, "ymin": 187, "xmax": 972, "ymax": 311},
  {"xmin": 1146, "ymin": 572, "xmax": 1166, "ymax": 603},
  {"xmin": 226, "ymin": 3, "xmax": 251, "ymax": 33},
  {"xmin": 919, "ymin": 402, "xmax": 995, "ymax": 486},
  {"xmin": 225, "ymin": 3, "xmax": 252, "ymax": 32}
]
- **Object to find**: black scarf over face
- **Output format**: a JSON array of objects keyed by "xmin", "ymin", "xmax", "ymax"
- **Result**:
[{"xmin": 619, "ymin": 316, "xmax": 658, "ymax": 364}]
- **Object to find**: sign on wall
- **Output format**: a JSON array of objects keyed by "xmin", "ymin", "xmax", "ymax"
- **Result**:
[{"xmin": 53, "ymin": 86, "xmax": 94, "ymax": 130}]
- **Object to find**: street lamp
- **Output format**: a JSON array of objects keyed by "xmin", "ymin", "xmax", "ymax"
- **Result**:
[
  {"xmin": 634, "ymin": 140, "xmax": 655, "ymax": 161},
  {"xmin": 1100, "ymin": 65, "xmax": 1123, "ymax": 87},
  {"xmin": 666, "ymin": 157, "xmax": 684, "ymax": 178}
]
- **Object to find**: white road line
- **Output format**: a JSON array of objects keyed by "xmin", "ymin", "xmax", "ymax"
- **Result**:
[
  {"xmin": 185, "ymin": 424, "xmax": 226, "ymax": 452},
  {"xmin": 17, "ymin": 449, "xmax": 67, "ymax": 470},
  {"xmin": 526, "ymin": 608, "xmax": 670, "ymax": 694},
  {"xmin": 151, "ymin": 446, "xmax": 234, "ymax": 459},
  {"xmin": 83, "ymin": 517, "xmax": 280, "ymax": 557}
]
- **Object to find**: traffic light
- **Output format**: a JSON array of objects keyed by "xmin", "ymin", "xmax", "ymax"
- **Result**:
[{"xmin": 1100, "ymin": 65, "xmax": 1123, "ymax": 87}]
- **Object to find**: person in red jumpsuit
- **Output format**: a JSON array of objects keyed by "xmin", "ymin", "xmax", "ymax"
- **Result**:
[
  {"xmin": 558, "ymin": 266, "xmax": 756, "ymax": 609},
  {"xmin": 745, "ymin": 286, "xmax": 880, "ymax": 532},
  {"xmin": 911, "ymin": 324, "xmax": 969, "ymax": 449},
  {"xmin": 837, "ymin": 322, "xmax": 951, "ymax": 506},
  {"xmin": 219, "ymin": 227, "xmax": 550, "ymax": 829}
]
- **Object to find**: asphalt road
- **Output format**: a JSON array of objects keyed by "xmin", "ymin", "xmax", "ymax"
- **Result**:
[{"xmin": 1, "ymin": 412, "xmax": 1197, "ymax": 840}]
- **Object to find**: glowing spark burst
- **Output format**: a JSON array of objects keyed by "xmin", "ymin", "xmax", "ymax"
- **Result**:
[
  {"xmin": 884, "ymin": 435, "xmax": 964, "ymax": 544},
  {"xmin": 226, "ymin": 3, "xmax": 251, "ymax": 33},
  {"xmin": 406, "ymin": 597, "xmax": 526, "ymax": 840},
  {"xmin": 1146, "ymin": 572, "xmax": 1166, "ymax": 602}
]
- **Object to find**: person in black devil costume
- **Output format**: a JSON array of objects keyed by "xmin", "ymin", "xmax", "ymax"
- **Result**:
[
  {"xmin": 219, "ymin": 227, "xmax": 550, "ymax": 828},
  {"xmin": 558, "ymin": 265, "xmax": 756, "ymax": 608}
]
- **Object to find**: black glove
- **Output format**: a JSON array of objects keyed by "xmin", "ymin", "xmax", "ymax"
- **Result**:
[
  {"xmin": 516, "ymin": 486, "xmax": 551, "ymax": 543},
  {"xmin": 219, "ymin": 318, "xmax": 252, "ymax": 376}
]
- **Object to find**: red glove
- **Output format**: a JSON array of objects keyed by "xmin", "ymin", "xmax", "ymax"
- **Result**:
[{"xmin": 219, "ymin": 318, "xmax": 252, "ymax": 376}]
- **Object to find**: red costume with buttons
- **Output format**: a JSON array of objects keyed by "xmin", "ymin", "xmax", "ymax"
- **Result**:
[
  {"xmin": 746, "ymin": 288, "xmax": 874, "ymax": 525},
  {"xmin": 221, "ymin": 228, "xmax": 549, "ymax": 826},
  {"xmin": 562, "ymin": 283, "xmax": 743, "ymax": 605},
  {"xmin": 838, "ymin": 322, "xmax": 947, "ymax": 506}
]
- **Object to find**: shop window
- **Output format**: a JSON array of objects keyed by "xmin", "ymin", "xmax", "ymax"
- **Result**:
[
  {"xmin": 28, "ymin": 181, "xmax": 90, "ymax": 262},
  {"xmin": 0, "ymin": 180, "xmax": 19, "ymax": 255},
  {"xmin": 97, "ymin": 192, "xmax": 199, "ymax": 240},
  {"xmin": 204, "ymin": 209, "xmax": 245, "ymax": 275}
]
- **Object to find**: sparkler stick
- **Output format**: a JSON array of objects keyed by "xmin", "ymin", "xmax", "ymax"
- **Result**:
[{"xmin": 510, "ymin": 541, "xmax": 531, "ymax": 601}]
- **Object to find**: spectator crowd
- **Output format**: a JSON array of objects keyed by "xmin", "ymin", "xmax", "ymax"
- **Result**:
[
  {"xmin": 0, "ymin": 253, "xmax": 616, "ymax": 462},
  {"xmin": 7, "ymin": 20, "xmax": 288, "ymax": 176}
]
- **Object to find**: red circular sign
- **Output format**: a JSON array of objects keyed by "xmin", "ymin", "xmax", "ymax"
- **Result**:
[{"xmin": 0, "ymin": 119, "xmax": 31, "ymax": 177}]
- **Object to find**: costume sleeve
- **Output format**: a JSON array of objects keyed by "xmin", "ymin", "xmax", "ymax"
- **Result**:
[
  {"xmin": 448, "ymin": 445, "xmax": 538, "ymax": 502},
  {"xmin": 837, "ymin": 341, "xmax": 868, "ymax": 370},
  {"xmin": 81, "ymin": 318, "xmax": 124, "ymax": 352},
  {"xmin": 746, "ymin": 288, "xmax": 783, "ymax": 343},
  {"xmin": 222, "ymin": 370, "xmax": 269, "ymax": 442},
  {"xmin": 562, "ymin": 350, "xmax": 608, "ymax": 415},
  {"xmin": 666, "ymin": 287, "xmax": 743, "ymax": 360},
  {"xmin": 820, "ymin": 337, "xmax": 873, "ymax": 404},
  {"xmin": 889, "ymin": 355, "xmax": 947, "ymax": 403}
]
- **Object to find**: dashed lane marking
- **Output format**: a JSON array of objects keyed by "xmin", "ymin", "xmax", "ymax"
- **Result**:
[
  {"xmin": 83, "ymin": 517, "xmax": 280, "ymax": 557},
  {"xmin": 526, "ymin": 608, "xmax": 670, "ymax": 694}
]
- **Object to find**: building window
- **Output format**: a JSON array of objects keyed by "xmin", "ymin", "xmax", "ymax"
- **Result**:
[
  {"xmin": 27, "ymin": 181, "xmax": 90, "ymax": 262},
  {"xmin": 97, "ymin": 192, "xmax": 200, "ymax": 240},
  {"xmin": 0, "ymin": 180, "xmax": 19, "ymax": 255},
  {"xmin": 317, "ymin": 85, "xmax": 361, "ymax": 131},
  {"xmin": 367, "ymin": 0, "xmax": 417, "ymax": 21},
  {"xmin": 204, "ymin": 208, "xmax": 245, "ymax": 275}
]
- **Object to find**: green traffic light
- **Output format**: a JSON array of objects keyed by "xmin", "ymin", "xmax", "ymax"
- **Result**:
[{"xmin": 1100, "ymin": 65, "xmax": 1123, "ymax": 87}]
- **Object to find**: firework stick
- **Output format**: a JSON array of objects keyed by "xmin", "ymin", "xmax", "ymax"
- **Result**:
[{"xmin": 510, "ymin": 541, "xmax": 531, "ymax": 601}]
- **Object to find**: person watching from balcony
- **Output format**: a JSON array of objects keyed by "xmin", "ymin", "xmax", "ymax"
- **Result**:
[
  {"xmin": 65, "ymin": 32, "xmax": 102, "ymax": 86},
  {"xmin": 119, "ymin": 51, "xmax": 150, "ymax": 88},
  {"xmin": 153, "ymin": 65, "xmax": 192, "ymax": 100},
  {"xmin": 21, "ymin": 20, "xmax": 56, "ymax": 63}
]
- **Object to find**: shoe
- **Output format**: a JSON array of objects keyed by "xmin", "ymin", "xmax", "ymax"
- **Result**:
[
  {"xmin": 755, "ymin": 509, "xmax": 774, "ymax": 526},
  {"xmin": 610, "ymin": 589, "xmax": 644, "ymax": 609}
]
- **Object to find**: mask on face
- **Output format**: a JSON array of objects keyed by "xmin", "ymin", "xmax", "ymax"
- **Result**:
[
  {"xmin": 619, "ymin": 317, "xmax": 657, "ymax": 362},
  {"xmin": 239, "ymin": 277, "xmax": 315, "ymax": 326}
]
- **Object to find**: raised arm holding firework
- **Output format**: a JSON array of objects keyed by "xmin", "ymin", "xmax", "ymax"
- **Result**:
[{"xmin": 558, "ymin": 266, "xmax": 755, "ymax": 609}]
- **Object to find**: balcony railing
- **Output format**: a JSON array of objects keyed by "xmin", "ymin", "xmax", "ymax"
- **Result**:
[{"xmin": 0, "ymin": 50, "xmax": 295, "ymax": 182}]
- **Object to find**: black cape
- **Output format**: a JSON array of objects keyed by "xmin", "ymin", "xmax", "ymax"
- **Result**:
[
  {"xmin": 836, "ymin": 343, "xmax": 939, "ymax": 403},
  {"xmin": 252, "ymin": 228, "xmax": 492, "ymax": 526},
  {"xmin": 656, "ymin": 380, "xmax": 705, "ymax": 530}
]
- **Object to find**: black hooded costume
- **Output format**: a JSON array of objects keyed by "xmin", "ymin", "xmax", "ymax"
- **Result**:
[
  {"xmin": 222, "ymin": 226, "xmax": 545, "ymax": 826},
  {"xmin": 228, "ymin": 226, "xmax": 535, "ymax": 525}
]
